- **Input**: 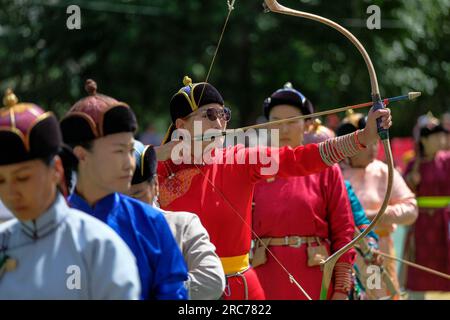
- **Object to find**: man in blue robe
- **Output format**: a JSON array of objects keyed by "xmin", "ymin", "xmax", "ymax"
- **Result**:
[{"xmin": 60, "ymin": 79, "xmax": 188, "ymax": 300}]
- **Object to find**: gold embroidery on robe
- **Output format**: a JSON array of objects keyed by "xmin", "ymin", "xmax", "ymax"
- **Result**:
[{"xmin": 159, "ymin": 168, "xmax": 200, "ymax": 207}]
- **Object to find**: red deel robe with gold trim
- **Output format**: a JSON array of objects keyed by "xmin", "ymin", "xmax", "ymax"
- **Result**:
[
  {"xmin": 157, "ymin": 144, "xmax": 329, "ymax": 300},
  {"xmin": 253, "ymin": 165, "xmax": 356, "ymax": 300}
]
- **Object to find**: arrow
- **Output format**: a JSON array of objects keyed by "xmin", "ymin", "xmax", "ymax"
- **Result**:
[{"xmin": 194, "ymin": 92, "xmax": 421, "ymax": 141}]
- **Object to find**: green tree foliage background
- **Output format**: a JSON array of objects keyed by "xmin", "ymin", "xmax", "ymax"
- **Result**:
[{"xmin": 0, "ymin": 0, "xmax": 449, "ymax": 138}]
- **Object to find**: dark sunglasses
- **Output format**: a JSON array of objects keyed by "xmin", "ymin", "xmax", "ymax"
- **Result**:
[{"xmin": 203, "ymin": 106, "xmax": 232, "ymax": 122}]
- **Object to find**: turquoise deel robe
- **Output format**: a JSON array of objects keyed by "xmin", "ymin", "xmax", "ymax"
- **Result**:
[
  {"xmin": 68, "ymin": 192, "xmax": 188, "ymax": 300},
  {"xmin": 0, "ymin": 194, "xmax": 141, "ymax": 299},
  {"xmin": 345, "ymin": 180, "xmax": 379, "ymax": 245},
  {"xmin": 345, "ymin": 180, "xmax": 380, "ymax": 298}
]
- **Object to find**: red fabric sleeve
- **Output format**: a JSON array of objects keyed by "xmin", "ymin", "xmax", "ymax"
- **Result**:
[{"xmin": 230, "ymin": 144, "xmax": 329, "ymax": 183}]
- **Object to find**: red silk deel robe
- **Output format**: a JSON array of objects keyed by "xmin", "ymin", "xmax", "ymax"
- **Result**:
[
  {"xmin": 253, "ymin": 165, "xmax": 356, "ymax": 300},
  {"xmin": 157, "ymin": 144, "xmax": 328, "ymax": 299}
]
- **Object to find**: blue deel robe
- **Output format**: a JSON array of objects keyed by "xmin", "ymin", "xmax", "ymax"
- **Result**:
[{"xmin": 68, "ymin": 192, "xmax": 188, "ymax": 300}]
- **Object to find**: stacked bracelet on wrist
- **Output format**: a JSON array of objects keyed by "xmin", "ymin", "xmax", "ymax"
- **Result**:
[
  {"xmin": 334, "ymin": 262, "xmax": 353, "ymax": 295},
  {"xmin": 318, "ymin": 130, "xmax": 367, "ymax": 166}
]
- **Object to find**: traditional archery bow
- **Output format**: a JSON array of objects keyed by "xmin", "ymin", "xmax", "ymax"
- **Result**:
[
  {"xmin": 187, "ymin": 0, "xmax": 409, "ymax": 300},
  {"xmin": 262, "ymin": 0, "xmax": 395, "ymax": 300}
]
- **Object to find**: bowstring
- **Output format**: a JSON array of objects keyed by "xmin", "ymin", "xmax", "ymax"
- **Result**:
[
  {"xmin": 197, "ymin": 0, "xmax": 236, "ymax": 106},
  {"xmin": 193, "ymin": 0, "xmax": 313, "ymax": 300},
  {"xmin": 192, "ymin": 163, "xmax": 312, "ymax": 300}
]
